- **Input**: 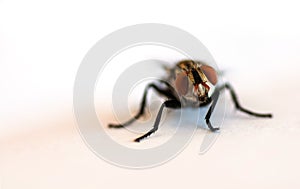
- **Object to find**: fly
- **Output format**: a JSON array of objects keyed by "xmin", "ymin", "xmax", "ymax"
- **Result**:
[{"xmin": 108, "ymin": 60, "xmax": 272, "ymax": 142}]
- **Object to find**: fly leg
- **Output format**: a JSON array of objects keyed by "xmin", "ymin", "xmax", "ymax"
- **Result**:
[
  {"xmin": 220, "ymin": 83, "xmax": 272, "ymax": 118},
  {"xmin": 134, "ymin": 99, "xmax": 181, "ymax": 142},
  {"xmin": 108, "ymin": 82, "xmax": 177, "ymax": 128},
  {"xmin": 205, "ymin": 89, "xmax": 220, "ymax": 131}
]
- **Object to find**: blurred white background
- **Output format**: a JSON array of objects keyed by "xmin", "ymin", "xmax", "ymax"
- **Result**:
[{"xmin": 1, "ymin": 0, "xmax": 300, "ymax": 188}]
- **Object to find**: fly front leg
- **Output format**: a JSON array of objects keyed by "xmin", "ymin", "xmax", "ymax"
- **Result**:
[
  {"xmin": 134, "ymin": 99, "xmax": 181, "ymax": 142},
  {"xmin": 205, "ymin": 90, "xmax": 220, "ymax": 131}
]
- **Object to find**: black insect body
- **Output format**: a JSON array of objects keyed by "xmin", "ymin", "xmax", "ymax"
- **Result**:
[{"xmin": 108, "ymin": 60, "xmax": 272, "ymax": 142}]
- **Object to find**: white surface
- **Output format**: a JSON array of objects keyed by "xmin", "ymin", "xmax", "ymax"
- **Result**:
[{"xmin": 1, "ymin": 0, "xmax": 300, "ymax": 188}]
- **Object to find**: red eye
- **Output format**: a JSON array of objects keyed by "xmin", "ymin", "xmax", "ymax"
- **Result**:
[
  {"xmin": 175, "ymin": 72, "xmax": 188, "ymax": 96},
  {"xmin": 201, "ymin": 65, "xmax": 218, "ymax": 85}
]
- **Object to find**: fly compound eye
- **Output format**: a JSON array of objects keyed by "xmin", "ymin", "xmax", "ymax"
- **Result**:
[
  {"xmin": 175, "ymin": 72, "xmax": 188, "ymax": 96},
  {"xmin": 200, "ymin": 65, "xmax": 218, "ymax": 85}
]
